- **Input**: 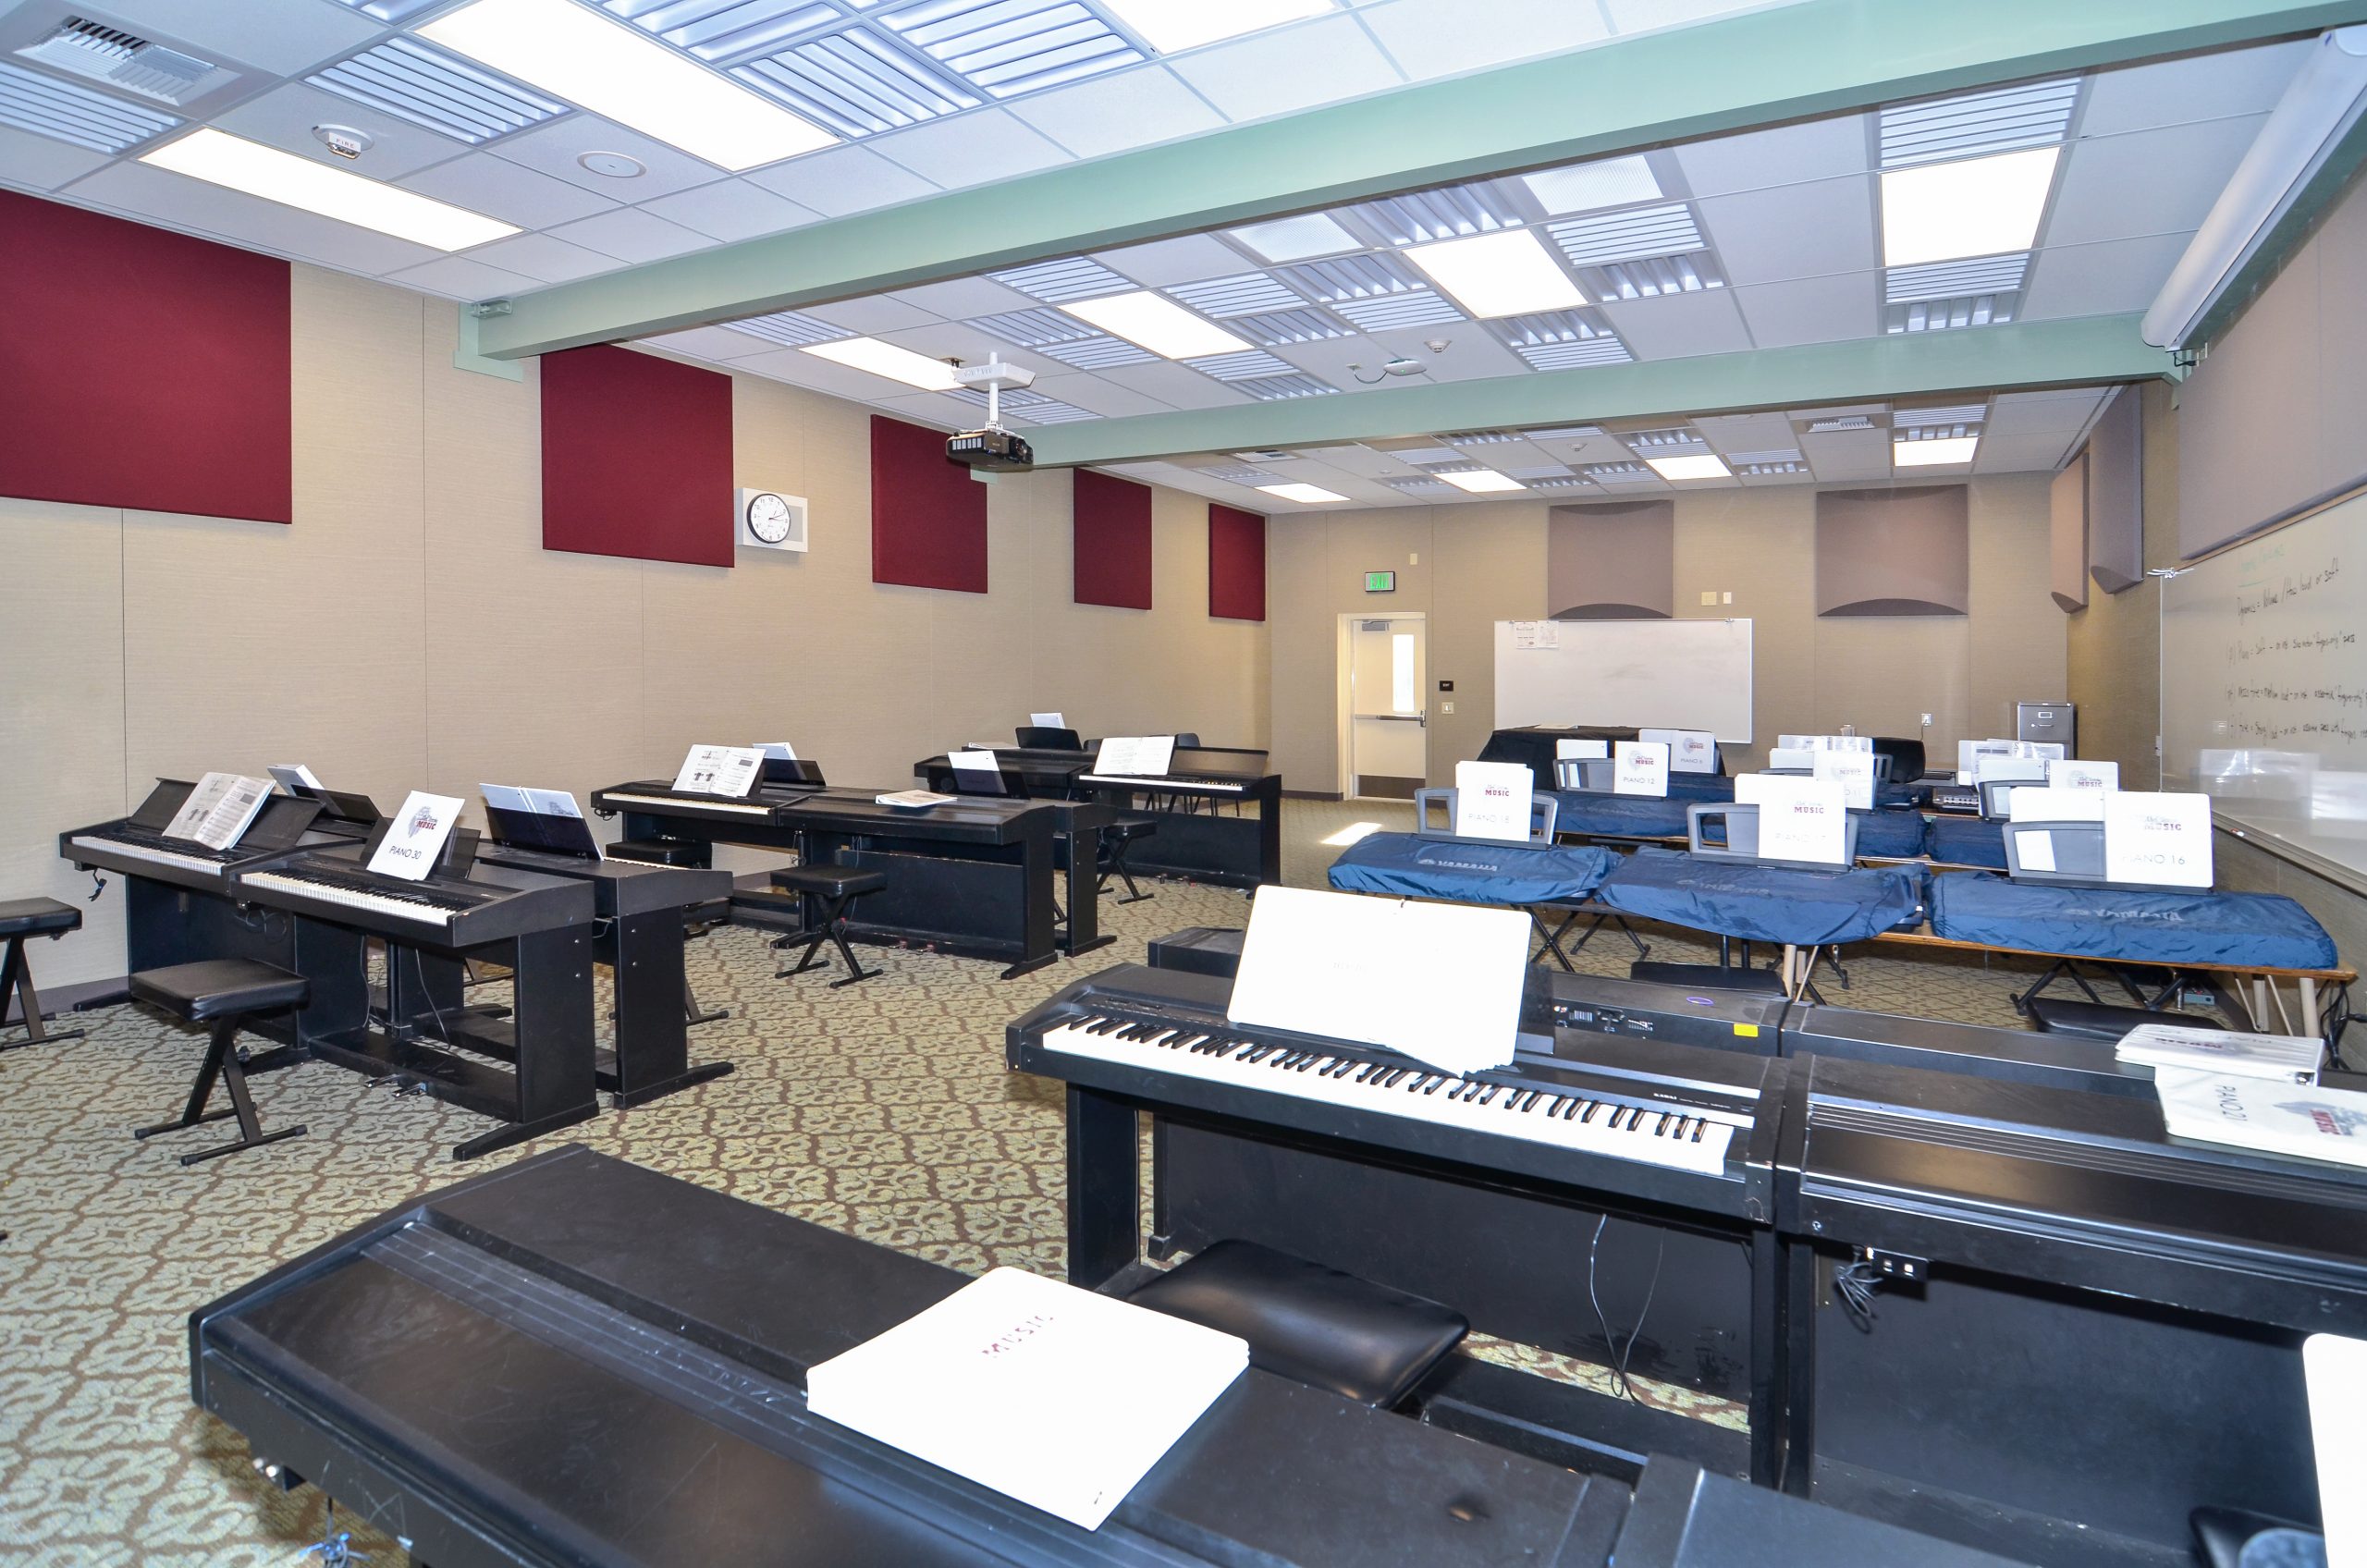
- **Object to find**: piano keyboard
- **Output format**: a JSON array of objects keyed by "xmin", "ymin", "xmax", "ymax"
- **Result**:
[
  {"xmin": 242, "ymin": 869, "xmax": 476, "ymax": 927},
  {"xmin": 1078, "ymin": 774, "xmax": 1248, "ymax": 793},
  {"xmin": 1036, "ymin": 1012, "xmax": 1738, "ymax": 1176},
  {"xmin": 600, "ymin": 791, "xmax": 774, "ymax": 816},
  {"xmin": 67, "ymin": 834, "xmax": 230, "ymax": 876}
]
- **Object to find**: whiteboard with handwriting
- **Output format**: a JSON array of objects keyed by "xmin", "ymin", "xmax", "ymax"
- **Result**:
[{"xmin": 2161, "ymin": 487, "xmax": 2367, "ymax": 883}]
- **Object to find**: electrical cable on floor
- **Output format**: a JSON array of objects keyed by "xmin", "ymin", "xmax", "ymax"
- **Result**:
[{"xmin": 1588, "ymin": 1214, "xmax": 1667, "ymax": 1403}]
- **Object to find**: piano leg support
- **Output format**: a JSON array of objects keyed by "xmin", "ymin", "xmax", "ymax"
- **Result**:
[
  {"xmin": 1065, "ymin": 1085, "xmax": 1140, "ymax": 1290},
  {"xmin": 0, "ymin": 935, "xmax": 84, "ymax": 1049},
  {"xmin": 450, "ymin": 1105, "xmax": 598, "ymax": 1163},
  {"xmin": 133, "ymin": 1019, "xmax": 308, "ymax": 1166}
]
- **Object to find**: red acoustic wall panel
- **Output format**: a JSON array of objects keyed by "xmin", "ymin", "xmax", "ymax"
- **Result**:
[
  {"xmin": 1208, "ymin": 504, "xmax": 1266, "ymax": 621},
  {"xmin": 1073, "ymin": 468, "xmax": 1153, "ymax": 608},
  {"xmin": 542, "ymin": 344, "xmax": 733, "ymax": 567},
  {"xmin": 0, "ymin": 190, "xmax": 291, "ymax": 522},
  {"xmin": 871, "ymin": 415, "xmax": 987, "ymax": 593}
]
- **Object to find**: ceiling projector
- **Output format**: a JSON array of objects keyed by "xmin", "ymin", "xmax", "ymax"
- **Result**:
[{"xmin": 946, "ymin": 356, "xmax": 1036, "ymax": 472}]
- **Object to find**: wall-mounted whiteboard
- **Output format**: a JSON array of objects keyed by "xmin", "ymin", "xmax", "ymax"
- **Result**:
[
  {"xmin": 2161, "ymin": 488, "xmax": 2367, "ymax": 889},
  {"xmin": 1493, "ymin": 619, "xmax": 1753, "ymax": 741}
]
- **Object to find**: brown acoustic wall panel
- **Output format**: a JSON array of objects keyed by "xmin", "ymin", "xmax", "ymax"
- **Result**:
[
  {"xmin": 2050, "ymin": 453, "xmax": 2090, "ymax": 611},
  {"xmin": 2085, "ymin": 386, "xmax": 2142, "ymax": 594},
  {"xmin": 1815, "ymin": 484, "xmax": 1969, "ymax": 616},
  {"xmin": 1548, "ymin": 501, "xmax": 1674, "ymax": 618}
]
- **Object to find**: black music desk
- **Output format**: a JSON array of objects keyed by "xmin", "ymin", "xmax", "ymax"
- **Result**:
[
  {"xmin": 1010, "ymin": 962, "xmax": 1792, "ymax": 1489},
  {"xmin": 190, "ymin": 1145, "xmax": 2026, "ymax": 1568},
  {"xmin": 914, "ymin": 746, "xmax": 1094, "ymax": 798},
  {"xmin": 1076, "ymin": 747, "xmax": 1282, "ymax": 890},
  {"xmin": 1775, "ymin": 1055, "xmax": 2367, "ymax": 1565},
  {"xmin": 593, "ymin": 781, "xmax": 1068, "ymax": 978},
  {"xmin": 472, "ymin": 843, "xmax": 734, "ymax": 1106},
  {"xmin": 232, "ymin": 846, "xmax": 599, "ymax": 1160}
]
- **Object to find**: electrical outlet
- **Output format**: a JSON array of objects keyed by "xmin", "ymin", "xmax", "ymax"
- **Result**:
[
  {"xmin": 1919, "ymin": 713, "xmax": 1932, "ymax": 728},
  {"xmin": 1409, "ymin": 552, "xmax": 1418, "ymax": 565},
  {"xmin": 1722, "ymin": 592, "xmax": 1733, "ymax": 604},
  {"xmin": 1440, "ymin": 701, "xmax": 1455, "ymax": 715}
]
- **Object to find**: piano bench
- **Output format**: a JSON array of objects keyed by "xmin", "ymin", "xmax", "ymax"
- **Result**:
[
  {"xmin": 1100, "ymin": 813, "xmax": 1159, "ymax": 905},
  {"xmin": 1127, "ymin": 1239, "xmax": 1467, "ymax": 1410},
  {"xmin": 767, "ymin": 866, "xmax": 888, "ymax": 987},
  {"xmin": 1631, "ymin": 960, "xmax": 1785, "ymax": 996},
  {"xmin": 607, "ymin": 838, "xmax": 705, "ymax": 868},
  {"xmin": 127, "ymin": 959, "xmax": 309, "ymax": 1166},
  {"xmin": 0, "ymin": 896, "xmax": 84, "ymax": 1051},
  {"xmin": 2029, "ymin": 997, "xmax": 2221, "ymax": 1043}
]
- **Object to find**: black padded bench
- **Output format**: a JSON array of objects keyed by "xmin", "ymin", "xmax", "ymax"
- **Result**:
[
  {"xmin": 769, "ymin": 864, "xmax": 889, "ymax": 987},
  {"xmin": 2030, "ymin": 996, "xmax": 2225, "ymax": 1044},
  {"xmin": 129, "ymin": 959, "xmax": 310, "ymax": 1165},
  {"xmin": 0, "ymin": 897, "xmax": 83, "ymax": 1049}
]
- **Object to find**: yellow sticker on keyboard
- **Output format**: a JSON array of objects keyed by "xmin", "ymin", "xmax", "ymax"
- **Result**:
[{"xmin": 1734, "ymin": 1023, "xmax": 1760, "ymax": 1037}]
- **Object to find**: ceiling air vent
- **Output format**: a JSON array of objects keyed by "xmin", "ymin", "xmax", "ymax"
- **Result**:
[
  {"xmin": 1166, "ymin": 272, "xmax": 1304, "ymax": 318},
  {"xmin": 1188, "ymin": 349, "xmax": 1299, "ymax": 382},
  {"xmin": 1880, "ymin": 77, "xmax": 2080, "ymax": 168},
  {"xmin": 18, "ymin": 18, "xmax": 228, "ymax": 105},
  {"xmin": 1884, "ymin": 293, "xmax": 2017, "ymax": 334},
  {"xmin": 0, "ymin": 56, "xmax": 176, "ymax": 151},
  {"xmin": 1234, "ymin": 374, "xmax": 1339, "ymax": 400},
  {"xmin": 1229, "ymin": 308, "xmax": 1354, "ymax": 346},
  {"xmin": 990, "ymin": 254, "xmax": 1133, "ymax": 302},
  {"xmin": 1804, "ymin": 414, "xmax": 1878, "ymax": 433},
  {"xmin": 725, "ymin": 309, "xmax": 855, "ymax": 348}
]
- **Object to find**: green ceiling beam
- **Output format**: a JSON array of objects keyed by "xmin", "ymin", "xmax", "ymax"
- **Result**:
[
  {"xmin": 1019, "ymin": 314, "xmax": 2167, "ymax": 467},
  {"xmin": 473, "ymin": 0, "xmax": 2367, "ymax": 359}
]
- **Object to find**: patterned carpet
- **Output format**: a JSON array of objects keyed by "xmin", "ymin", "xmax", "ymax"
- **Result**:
[{"xmin": 0, "ymin": 802, "xmax": 2103, "ymax": 1566}]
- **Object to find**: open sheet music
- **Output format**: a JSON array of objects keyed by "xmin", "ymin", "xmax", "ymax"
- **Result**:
[
  {"xmin": 672, "ymin": 744, "xmax": 763, "ymax": 798},
  {"xmin": 165, "ymin": 772, "xmax": 275, "ymax": 851},
  {"xmin": 1095, "ymin": 735, "xmax": 1176, "ymax": 777}
]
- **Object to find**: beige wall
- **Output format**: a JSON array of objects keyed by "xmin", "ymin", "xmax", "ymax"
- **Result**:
[
  {"xmin": 1269, "ymin": 480, "xmax": 2063, "ymax": 792},
  {"xmin": 2063, "ymin": 380, "xmax": 2175, "ymax": 790},
  {"xmin": 5, "ymin": 264, "xmax": 1267, "ymax": 987}
]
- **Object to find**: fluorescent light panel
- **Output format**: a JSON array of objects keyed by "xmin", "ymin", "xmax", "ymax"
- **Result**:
[
  {"xmin": 1405, "ymin": 229, "xmax": 1585, "ymax": 319},
  {"xmin": 1893, "ymin": 435, "xmax": 1980, "ymax": 466},
  {"xmin": 1880, "ymin": 146, "xmax": 2058, "ymax": 267},
  {"xmin": 799, "ymin": 336, "xmax": 959, "ymax": 389},
  {"xmin": 1645, "ymin": 453, "xmax": 1734, "ymax": 481},
  {"xmin": 1105, "ymin": 0, "xmax": 1334, "ymax": 53},
  {"xmin": 1438, "ymin": 469, "xmax": 1524, "ymax": 493},
  {"xmin": 1257, "ymin": 483, "xmax": 1347, "ymax": 503},
  {"xmin": 139, "ymin": 128, "xmax": 516, "ymax": 250},
  {"xmin": 1061, "ymin": 290, "xmax": 1248, "ymax": 359},
  {"xmin": 423, "ymin": 0, "xmax": 836, "ymax": 170}
]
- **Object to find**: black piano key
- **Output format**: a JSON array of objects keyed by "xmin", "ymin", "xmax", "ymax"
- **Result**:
[
  {"xmin": 1656, "ymin": 1111, "xmax": 1674, "ymax": 1136},
  {"xmin": 1562, "ymin": 1097, "xmax": 1585, "ymax": 1121},
  {"xmin": 1690, "ymin": 1121, "xmax": 1707, "ymax": 1143},
  {"xmin": 1477, "ymin": 1084, "xmax": 1501, "ymax": 1106},
  {"xmin": 1581, "ymin": 1101, "xmax": 1603, "ymax": 1123}
]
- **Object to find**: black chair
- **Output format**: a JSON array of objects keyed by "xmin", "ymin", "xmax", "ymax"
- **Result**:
[
  {"xmin": 1099, "ymin": 815, "xmax": 1159, "ymax": 904},
  {"xmin": 1016, "ymin": 726, "xmax": 1082, "ymax": 750},
  {"xmin": 768, "ymin": 864, "xmax": 889, "ymax": 987},
  {"xmin": 129, "ymin": 959, "xmax": 310, "ymax": 1165},
  {"xmin": 0, "ymin": 897, "xmax": 84, "ymax": 1050},
  {"xmin": 1128, "ymin": 1240, "xmax": 1467, "ymax": 1409}
]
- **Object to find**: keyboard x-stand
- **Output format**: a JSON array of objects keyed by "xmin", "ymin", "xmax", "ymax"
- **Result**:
[{"xmin": 233, "ymin": 845, "xmax": 600, "ymax": 1159}]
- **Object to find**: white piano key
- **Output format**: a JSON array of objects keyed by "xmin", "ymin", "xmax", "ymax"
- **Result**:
[
  {"xmin": 68, "ymin": 835, "xmax": 227, "ymax": 876},
  {"xmin": 241, "ymin": 871, "xmax": 458, "ymax": 927}
]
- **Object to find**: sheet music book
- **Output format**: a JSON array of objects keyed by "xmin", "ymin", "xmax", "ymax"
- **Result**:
[
  {"xmin": 2303, "ymin": 1334, "xmax": 2367, "ymax": 1568},
  {"xmin": 267, "ymin": 763, "xmax": 324, "ymax": 794},
  {"xmin": 368, "ymin": 791, "xmax": 464, "ymax": 882},
  {"xmin": 1228, "ymin": 885, "xmax": 1527, "ymax": 1077},
  {"xmin": 482, "ymin": 784, "xmax": 588, "ymax": 822},
  {"xmin": 1811, "ymin": 749, "xmax": 1874, "ymax": 810},
  {"xmin": 1735, "ymin": 774, "xmax": 1848, "ymax": 864},
  {"xmin": 1554, "ymin": 738, "xmax": 1608, "ymax": 761},
  {"xmin": 1029, "ymin": 711, "xmax": 1066, "ymax": 729},
  {"xmin": 1095, "ymin": 736, "xmax": 1177, "ymax": 778},
  {"xmin": 672, "ymin": 744, "xmax": 763, "ymax": 798},
  {"xmin": 2154, "ymin": 1069, "xmax": 2367, "ymax": 1168},
  {"xmin": 806, "ymin": 1267, "xmax": 1247, "ymax": 1531},
  {"xmin": 164, "ymin": 772, "xmax": 275, "ymax": 851},
  {"xmin": 2116, "ymin": 1023, "xmax": 2320, "ymax": 1084},
  {"xmin": 754, "ymin": 741, "xmax": 798, "ymax": 761},
  {"xmin": 949, "ymin": 749, "xmax": 1000, "ymax": 779},
  {"xmin": 877, "ymin": 790, "xmax": 954, "ymax": 809},
  {"xmin": 2007, "ymin": 786, "xmax": 2106, "ymax": 823}
]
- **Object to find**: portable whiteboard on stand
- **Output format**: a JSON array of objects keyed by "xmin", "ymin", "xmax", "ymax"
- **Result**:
[{"xmin": 1490, "ymin": 619, "xmax": 1753, "ymax": 744}]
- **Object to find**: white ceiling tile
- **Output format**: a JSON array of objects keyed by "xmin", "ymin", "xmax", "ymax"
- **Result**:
[
  {"xmin": 489, "ymin": 116, "xmax": 726, "ymax": 202},
  {"xmin": 1694, "ymin": 411, "xmax": 1797, "ymax": 452},
  {"xmin": 62, "ymin": 159, "xmax": 440, "ymax": 274},
  {"xmin": 877, "ymin": 321, "xmax": 1069, "ymax": 375},
  {"xmin": 1596, "ymin": 288, "xmax": 1751, "ymax": 358},
  {"xmin": 461, "ymin": 230, "xmax": 626, "ymax": 283},
  {"xmin": 871, "ymin": 390, "xmax": 975, "ymax": 429},
  {"xmin": 212, "ymin": 80, "xmax": 469, "ymax": 180},
  {"xmin": 1093, "ymin": 233, "xmax": 1264, "ymax": 287},
  {"xmin": 637, "ymin": 178, "xmax": 819, "ymax": 242},
  {"xmin": 1167, "ymin": 15, "xmax": 1404, "ymax": 123},
  {"xmin": 1358, "ymin": 0, "xmax": 1612, "ymax": 81},
  {"xmin": 94, "ymin": 0, "xmax": 379, "ymax": 76},
  {"xmin": 1972, "ymin": 430, "xmax": 2077, "ymax": 472},
  {"xmin": 385, "ymin": 253, "xmax": 539, "ymax": 300},
  {"xmin": 1004, "ymin": 65, "xmax": 1226, "ymax": 157},
  {"xmin": 1298, "ymin": 444, "xmax": 1422, "ymax": 477},
  {"xmin": 803, "ymin": 294, "xmax": 940, "ymax": 333},
  {"xmin": 888, "ymin": 275, "xmax": 1036, "ymax": 318},
  {"xmin": 2044, "ymin": 119, "xmax": 2264, "ymax": 248},
  {"xmin": 1984, "ymin": 394, "xmax": 2103, "ymax": 435},
  {"xmin": 2079, "ymin": 40, "xmax": 2310, "ymax": 137},
  {"xmin": 1027, "ymin": 374, "xmax": 1172, "ymax": 417},
  {"xmin": 1798, "ymin": 425, "xmax": 1887, "ymax": 468},
  {"xmin": 1603, "ymin": 0, "xmax": 1813, "ymax": 33},
  {"xmin": 1731, "ymin": 272, "xmax": 1876, "ymax": 346},
  {"xmin": 2021, "ymin": 232, "xmax": 2190, "ymax": 321},
  {"xmin": 1091, "ymin": 361, "xmax": 1253, "ymax": 409},
  {"xmin": 1364, "ymin": 326, "xmax": 1525, "ymax": 381},
  {"xmin": 1697, "ymin": 174, "xmax": 1875, "ymax": 284},
  {"xmin": 868, "ymin": 107, "xmax": 1069, "ymax": 188},
  {"xmin": 1673, "ymin": 113, "xmax": 1871, "ymax": 197},
  {"xmin": 545, "ymin": 206, "xmax": 711, "ymax": 263},
  {"xmin": 1993, "ymin": 386, "xmax": 2107, "ymax": 408},
  {"xmin": 742, "ymin": 143, "xmax": 938, "ymax": 216},
  {"xmin": 0, "ymin": 124, "xmax": 112, "ymax": 190},
  {"xmin": 398, "ymin": 151, "xmax": 617, "ymax": 228},
  {"xmin": 638, "ymin": 325, "xmax": 779, "ymax": 361},
  {"xmin": 730, "ymin": 344, "xmax": 942, "ymax": 401}
]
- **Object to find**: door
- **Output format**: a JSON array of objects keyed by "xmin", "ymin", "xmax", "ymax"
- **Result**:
[{"xmin": 1348, "ymin": 615, "xmax": 1426, "ymax": 799}]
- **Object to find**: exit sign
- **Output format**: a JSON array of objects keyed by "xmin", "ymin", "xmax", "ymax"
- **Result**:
[{"xmin": 1365, "ymin": 570, "xmax": 1396, "ymax": 593}]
